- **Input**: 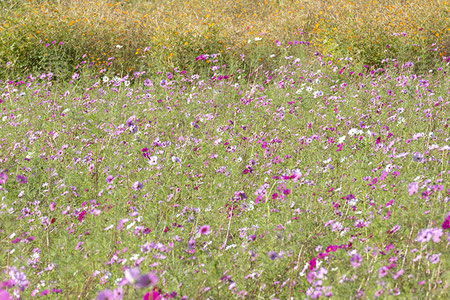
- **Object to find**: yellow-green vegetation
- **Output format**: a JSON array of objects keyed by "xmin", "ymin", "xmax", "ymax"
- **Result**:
[{"xmin": 0, "ymin": 0, "xmax": 448, "ymax": 78}]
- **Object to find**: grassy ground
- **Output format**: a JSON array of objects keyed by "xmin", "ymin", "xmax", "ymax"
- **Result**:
[{"xmin": 0, "ymin": 1, "xmax": 449, "ymax": 299}]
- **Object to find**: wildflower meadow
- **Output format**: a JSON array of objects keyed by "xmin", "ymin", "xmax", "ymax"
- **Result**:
[{"xmin": 0, "ymin": 0, "xmax": 449, "ymax": 299}]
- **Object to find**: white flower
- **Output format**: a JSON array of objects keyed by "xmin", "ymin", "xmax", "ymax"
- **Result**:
[
  {"xmin": 102, "ymin": 76, "xmax": 109, "ymax": 83},
  {"xmin": 348, "ymin": 128, "xmax": 363, "ymax": 136},
  {"xmin": 254, "ymin": 37, "xmax": 262, "ymax": 41},
  {"xmin": 429, "ymin": 144, "xmax": 439, "ymax": 150},
  {"xmin": 116, "ymin": 45, "xmax": 123, "ymax": 49},
  {"xmin": 124, "ymin": 80, "xmax": 130, "ymax": 86},
  {"xmin": 348, "ymin": 198, "xmax": 359, "ymax": 206},
  {"xmin": 323, "ymin": 157, "xmax": 332, "ymax": 164},
  {"xmin": 171, "ymin": 156, "xmax": 182, "ymax": 163},
  {"xmin": 338, "ymin": 136, "xmax": 346, "ymax": 143},
  {"xmin": 148, "ymin": 156, "xmax": 158, "ymax": 166}
]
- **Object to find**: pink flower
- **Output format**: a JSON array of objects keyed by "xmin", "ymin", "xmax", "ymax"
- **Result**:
[
  {"xmin": 199, "ymin": 225, "xmax": 211, "ymax": 235},
  {"xmin": 379, "ymin": 266, "xmax": 389, "ymax": 278},
  {"xmin": 408, "ymin": 182, "xmax": 419, "ymax": 195},
  {"xmin": 350, "ymin": 254, "xmax": 362, "ymax": 268},
  {"xmin": 0, "ymin": 289, "xmax": 13, "ymax": 300},
  {"xmin": 393, "ymin": 269, "xmax": 403, "ymax": 280}
]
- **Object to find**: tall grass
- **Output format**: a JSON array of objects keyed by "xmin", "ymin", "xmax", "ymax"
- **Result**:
[{"xmin": 0, "ymin": 0, "xmax": 448, "ymax": 79}]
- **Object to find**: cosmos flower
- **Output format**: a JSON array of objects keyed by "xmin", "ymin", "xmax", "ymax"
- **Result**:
[
  {"xmin": 442, "ymin": 214, "xmax": 450, "ymax": 230},
  {"xmin": 199, "ymin": 225, "xmax": 210, "ymax": 235},
  {"xmin": 408, "ymin": 182, "xmax": 419, "ymax": 195},
  {"xmin": 15, "ymin": 175, "xmax": 28, "ymax": 184},
  {"xmin": 428, "ymin": 253, "xmax": 441, "ymax": 264},
  {"xmin": 268, "ymin": 251, "xmax": 278, "ymax": 260},
  {"xmin": 132, "ymin": 181, "xmax": 143, "ymax": 190},
  {"xmin": 171, "ymin": 156, "xmax": 182, "ymax": 163},
  {"xmin": 350, "ymin": 254, "xmax": 362, "ymax": 268},
  {"xmin": 378, "ymin": 266, "xmax": 389, "ymax": 278},
  {"xmin": 106, "ymin": 175, "xmax": 114, "ymax": 183},
  {"xmin": 416, "ymin": 228, "xmax": 443, "ymax": 243},
  {"xmin": 148, "ymin": 156, "xmax": 158, "ymax": 166},
  {"xmin": 0, "ymin": 290, "xmax": 12, "ymax": 300},
  {"xmin": 0, "ymin": 170, "xmax": 7, "ymax": 185}
]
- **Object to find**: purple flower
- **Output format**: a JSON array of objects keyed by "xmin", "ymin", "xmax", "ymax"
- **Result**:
[
  {"xmin": 96, "ymin": 289, "xmax": 114, "ymax": 300},
  {"xmin": 350, "ymin": 254, "xmax": 362, "ymax": 268},
  {"xmin": 132, "ymin": 181, "xmax": 143, "ymax": 190},
  {"xmin": 135, "ymin": 272, "xmax": 159, "ymax": 289},
  {"xmin": 126, "ymin": 116, "xmax": 135, "ymax": 127},
  {"xmin": 268, "ymin": 251, "xmax": 278, "ymax": 260},
  {"xmin": 15, "ymin": 175, "xmax": 28, "ymax": 184},
  {"xmin": 8, "ymin": 266, "xmax": 29, "ymax": 291},
  {"xmin": 428, "ymin": 253, "xmax": 441, "ymax": 264},
  {"xmin": 0, "ymin": 170, "xmax": 7, "ymax": 185}
]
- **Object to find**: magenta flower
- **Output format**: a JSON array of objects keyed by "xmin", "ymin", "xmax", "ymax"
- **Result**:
[
  {"xmin": 309, "ymin": 258, "xmax": 317, "ymax": 270},
  {"xmin": 143, "ymin": 288, "xmax": 161, "ymax": 300},
  {"xmin": 442, "ymin": 214, "xmax": 450, "ymax": 230},
  {"xmin": 15, "ymin": 175, "xmax": 28, "ymax": 184},
  {"xmin": 199, "ymin": 225, "xmax": 210, "ymax": 235}
]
